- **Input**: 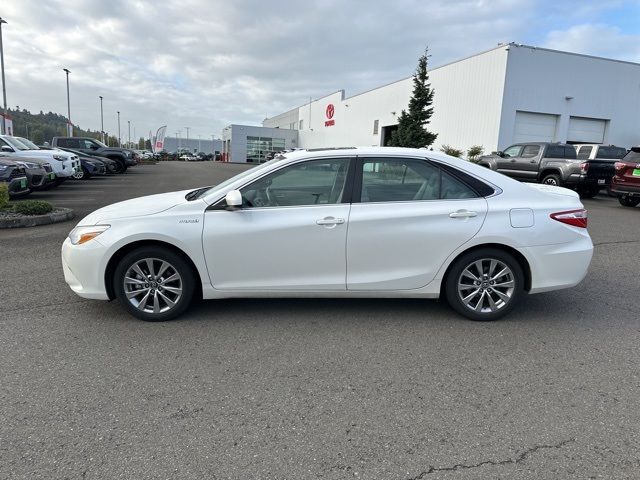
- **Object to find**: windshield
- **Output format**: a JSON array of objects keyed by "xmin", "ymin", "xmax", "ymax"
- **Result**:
[
  {"xmin": 16, "ymin": 137, "xmax": 40, "ymax": 150},
  {"xmin": 623, "ymin": 149, "xmax": 640, "ymax": 163},
  {"xmin": 196, "ymin": 158, "xmax": 285, "ymax": 200},
  {"xmin": 94, "ymin": 139, "xmax": 108, "ymax": 148},
  {"xmin": 2, "ymin": 136, "xmax": 31, "ymax": 151}
]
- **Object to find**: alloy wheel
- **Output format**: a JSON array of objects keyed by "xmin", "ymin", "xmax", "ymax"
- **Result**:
[
  {"xmin": 123, "ymin": 258, "xmax": 183, "ymax": 314},
  {"xmin": 457, "ymin": 258, "xmax": 515, "ymax": 313}
]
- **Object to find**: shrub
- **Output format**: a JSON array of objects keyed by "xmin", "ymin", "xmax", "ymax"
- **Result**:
[
  {"xmin": 440, "ymin": 145, "xmax": 463, "ymax": 158},
  {"xmin": 466, "ymin": 145, "xmax": 484, "ymax": 162},
  {"xmin": 12, "ymin": 200, "xmax": 53, "ymax": 216},
  {"xmin": 0, "ymin": 183, "xmax": 8, "ymax": 209}
]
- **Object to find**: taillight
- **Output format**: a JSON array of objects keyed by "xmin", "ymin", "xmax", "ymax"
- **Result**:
[
  {"xmin": 580, "ymin": 162, "xmax": 589, "ymax": 173},
  {"xmin": 550, "ymin": 209, "xmax": 588, "ymax": 228},
  {"xmin": 614, "ymin": 162, "xmax": 626, "ymax": 171}
]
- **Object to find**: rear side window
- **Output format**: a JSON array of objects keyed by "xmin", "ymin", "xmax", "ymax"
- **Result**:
[
  {"xmin": 56, "ymin": 138, "xmax": 73, "ymax": 148},
  {"xmin": 596, "ymin": 146, "xmax": 626, "ymax": 159},
  {"xmin": 577, "ymin": 146, "xmax": 592, "ymax": 159},
  {"xmin": 521, "ymin": 145, "xmax": 540, "ymax": 158},
  {"xmin": 359, "ymin": 158, "xmax": 486, "ymax": 203},
  {"xmin": 546, "ymin": 145, "xmax": 576, "ymax": 159}
]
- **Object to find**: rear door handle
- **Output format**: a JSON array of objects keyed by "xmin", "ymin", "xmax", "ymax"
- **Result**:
[
  {"xmin": 449, "ymin": 210, "xmax": 478, "ymax": 218},
  {"xmin": 316, "ymin": 217, "xmax": 345, "ymax": 226}
]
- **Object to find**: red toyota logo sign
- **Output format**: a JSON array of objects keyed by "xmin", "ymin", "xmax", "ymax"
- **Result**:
[{"xmin": 326, "ymin": 104, "xmax": 335, "ymax": 119}]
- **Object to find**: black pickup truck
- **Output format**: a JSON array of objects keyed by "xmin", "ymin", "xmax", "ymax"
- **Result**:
[{"xmin": 51, "ymin": 137, "xmax": 136, "ymax": 173}]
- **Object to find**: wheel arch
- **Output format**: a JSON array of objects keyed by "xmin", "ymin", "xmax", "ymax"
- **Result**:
[
  {"xmin": 104, "ymin": 239, "xmax": 202, "ymax": 301},
  {"xmin": 538, "ymin": 168, "xmax": 562, "ymax": 182},
  {"xmin": 441, "ymin": 243, "xmax": 532, "ymax": 295}
]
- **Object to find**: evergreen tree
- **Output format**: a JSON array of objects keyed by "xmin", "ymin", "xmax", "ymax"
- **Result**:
[{"xmin": 389, "ymin": 48, "xmax": 437, "ymax": 148}]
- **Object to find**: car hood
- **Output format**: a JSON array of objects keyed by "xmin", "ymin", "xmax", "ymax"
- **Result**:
[
  {"xmin": 78, "ymin": 189, "xmax": 193, "ymax": 225},
  {"xmin": 525, "ymin": 183, "xmax": 579, "ymax": 198},
  {"xmin": 19, "ymin": 149, "xmax": 75, "ymax": 160}
]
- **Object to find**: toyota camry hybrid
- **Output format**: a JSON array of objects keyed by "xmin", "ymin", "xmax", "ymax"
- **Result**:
[{"xmin": 61, "ymin": 147, "xmax": 593, "ymax": 322}]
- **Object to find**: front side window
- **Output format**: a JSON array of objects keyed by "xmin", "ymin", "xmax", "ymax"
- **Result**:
[
  {"xmin": 502, "ymin": 145, "xmax": 522, "ymax": 157},
  {"xmin": 360, "ymin": 158, "xmax": 478, "ymax": 203},
  {"xmin": 240, "ymin": 158, "xmax": 350, "ymax": 208}
]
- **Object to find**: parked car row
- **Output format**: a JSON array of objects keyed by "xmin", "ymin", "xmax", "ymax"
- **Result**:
[
  {"xmin": 477, "ymin": 142, "xmax": 639, "ymax": 207},
  {"xmin": 0, "ymin": 135, "xmax": 138, "ymax": 198}
]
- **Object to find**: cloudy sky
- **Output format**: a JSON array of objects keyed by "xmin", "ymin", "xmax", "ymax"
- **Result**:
[{"xmin": 1, "ymin": 0, "xmax": 639, "ymax": 140}]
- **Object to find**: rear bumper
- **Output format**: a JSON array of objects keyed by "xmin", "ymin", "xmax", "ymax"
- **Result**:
[
  {"xmin": 611, "ymin": 180, "xmax": 640, "ymax": 197},
  {"xmin": 577, "ymin": 174, "xmax": 611, "ymax": 187},
  {"xmin": 521, "ymin": 236, "xmax": 593, "ymax": 294}
]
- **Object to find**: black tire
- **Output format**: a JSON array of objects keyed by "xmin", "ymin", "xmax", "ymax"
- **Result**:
[
  {"xmin": 577, "ymin": 186, "xmax": 599, "ymax": 199},
  {"xmin": 113, "ymin": 246, "xmax": 196, "ymax": 321},
  {"xmin": 618, "ymin": 195, "xmax": 640, "ymax": 208},
  {"xmin": 444, "ymin": 248, "xmax": 525, "ymax": 321},
  {"xmin": 541, "ymin": 173, "xmax": 562, "ymax": 187},
  {"xmin": 109, "ymin": 158, "xmax": 126, "ymax": 173}
]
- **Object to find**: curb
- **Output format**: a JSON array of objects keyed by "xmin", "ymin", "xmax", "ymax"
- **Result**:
[{"xmin": 0, "ymin": 208, "xmax": 75, "ymax": 229}]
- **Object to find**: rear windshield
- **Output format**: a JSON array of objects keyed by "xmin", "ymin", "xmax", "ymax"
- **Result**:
[
  {"xmin": 622, "ymin": 149, "xmax": 640, "ymax": 163},
  {"xmin": 596, "ymin": 146, "xmax": 627, "ymax": 159},
  {"xmin": 545, "ymin": 145, "xmax": 577, "ymax": 159}
]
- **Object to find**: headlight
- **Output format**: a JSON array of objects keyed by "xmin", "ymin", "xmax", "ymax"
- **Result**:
[
  {"xmin": 68, "ymin": 225, "xmax": 110, "ymax": 245},
  {"xmin": 53, "ymin": 154, "xmax": 65, "ymax": 160},
  {"xmin": 17, "ymin": 161, "xmax": 39, "ymax": 169},
  {"xmin": 0, "ymin": 165, "xmax": 7, "ymax": 172}
]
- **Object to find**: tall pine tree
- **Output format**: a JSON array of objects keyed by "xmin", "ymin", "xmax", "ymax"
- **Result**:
[{"xmin": 389, "ymin": 48, "xmax": 437, "ymax": 148}]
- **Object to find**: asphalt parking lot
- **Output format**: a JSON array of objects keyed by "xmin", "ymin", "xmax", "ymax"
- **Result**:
[{"xmin": 1, "ymin": 161, "xmax": 639, "ymax": 479}]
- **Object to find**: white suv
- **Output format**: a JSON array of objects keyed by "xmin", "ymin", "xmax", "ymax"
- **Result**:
[{"xmin": 0, "ymin": 135, "xmax": 80, "ymax": 179}]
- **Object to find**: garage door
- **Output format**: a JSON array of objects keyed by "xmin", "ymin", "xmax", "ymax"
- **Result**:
[
  {"xmin": 513, "ymin": 111, "xmax": 558, "ymax": 143},
  {"xmin": 567, "ymin": 117, "xmax": 606, "ymax": 144}
]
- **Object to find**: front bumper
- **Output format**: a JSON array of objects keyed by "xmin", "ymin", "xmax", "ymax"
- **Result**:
[
  {"xmin": 61, "ymin": 237, "xmax": 110, "ymax": 300},
  {"xmin": 521, "ymin": 236, "xmax": 593, "ymax": 294},
  {"xmin": 6, "ymin": 176, "xmax": 29, "ymax": 196}
]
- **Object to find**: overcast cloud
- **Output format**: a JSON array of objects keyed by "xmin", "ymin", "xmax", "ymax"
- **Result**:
[{"xmin": 1, "ymin": 0, "xmax": 638, "ymax": 139}]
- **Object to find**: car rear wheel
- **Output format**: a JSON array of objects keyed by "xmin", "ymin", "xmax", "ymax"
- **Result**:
[
  {"xmin": 114, "ymin": 247, "xmax": 196, "ymax": 321},
  {"xmin": 541, "ymin": 173, "xmax": 562, "ymax": 187},
  {"xmin": 445, "ymin": 248, "xmax": 525, "ymax": 321},
  {"xmin": 618, "ymin": 195, "xmax": 640, "ymax": 208}
]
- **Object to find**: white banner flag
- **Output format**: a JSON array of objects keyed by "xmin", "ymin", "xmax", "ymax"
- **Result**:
[{"xmin": 153, "ymin": 125, "xmax": 167, "ymax": 153}]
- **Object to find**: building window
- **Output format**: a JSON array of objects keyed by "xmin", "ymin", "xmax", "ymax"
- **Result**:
[
  {"xmin": 373, "ymin": 119, "xmax": 379, "ymax": 135},
  {"xmin": 299, "ymin": 119, "xmax": 304, "ymax": 130},
  {"xmin": 246, "ymin": 136, "xmax": 287, "ymax": 163}
]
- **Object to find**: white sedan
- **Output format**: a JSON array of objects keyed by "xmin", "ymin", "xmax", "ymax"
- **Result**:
[{"xmin": 62, "ymin": 147, "xmax": 593, "ymax": 322}]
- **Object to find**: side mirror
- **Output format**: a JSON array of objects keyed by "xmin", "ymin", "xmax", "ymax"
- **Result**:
[
  {"xmin": 225, "ymin": 190, "xmax": 243, "ymax": 209},
  {"xmin": 1, "ymin": 145, "xmax": 13, "ymax": 152},
  {"xmin": 90, "ymin": 144, "xmax": 99, "ymax": 150},
  {"xmin": 496, "ymin": 151, "xmax": 505, "ymax": 158}
]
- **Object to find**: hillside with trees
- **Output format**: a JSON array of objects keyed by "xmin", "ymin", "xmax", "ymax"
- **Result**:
[{"xmin": 4, "ymin": 107, "xmax": 148, "ymax": 149}]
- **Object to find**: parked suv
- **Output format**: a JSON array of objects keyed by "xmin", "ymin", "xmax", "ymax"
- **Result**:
[
  {"xmin": 51, "ymin": 137, "xmax": 136, "ymax": 172},
  {"xmin": 573, "ymin": 144, "xmax": 627, "ymax": 197},
  {"xmin": 0, "ymin": 158, "xmax": 29, "ymax": 197},
  {"xmin": 611, "ymin": 146, "xmax": 640, "ymax": 208},
  {"xmin": 477, "ymin": 142, "xmax": 600, "ymax": 196},
  {"xmin": 0, "ymin": 135, "xmax": 79, "ymax": 182}
]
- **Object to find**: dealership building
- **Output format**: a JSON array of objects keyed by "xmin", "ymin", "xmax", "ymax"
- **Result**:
[{"xmin": 221, "ymin": 43, "xmax": 640, "ymax": 162}]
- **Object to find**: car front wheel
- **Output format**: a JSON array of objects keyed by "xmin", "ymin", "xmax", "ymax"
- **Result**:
[
  {"xmin": 445, "ymin": 248, "xmax": 525, "ymax": 321},
  {"xmin": 114, "ymin": 247, "xmax": 196, "ymax": 321}
]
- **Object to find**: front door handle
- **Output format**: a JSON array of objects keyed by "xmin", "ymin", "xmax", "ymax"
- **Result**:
[
  {"xmin": 449, "ymin": 210, "xmax": 478, "ymax": 219},
  {"xmin": 316, "ymin": 217, "xmax": 345, "ymax": 226}
]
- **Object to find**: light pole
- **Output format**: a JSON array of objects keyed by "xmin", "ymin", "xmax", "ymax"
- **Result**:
[
  {"xmin": 0, "ymin": 17, "xmax": 8, "ymax": 135},
  {"xmin": 198, "ymin": 134, "xmax": 201, "ymax": 153},
  {"xmin": 63, "ymin": 68, "xmax": 72, "ymax": 136},
  {"xmin": 117, "ymin": 111, "xmax": 121, "ymax": 147},
  {"xmin": 99, "ymin": 96, "xmax": 104, "ymax": 143},
  {"xmin": 127, "ymin": 120, "xmax": 131, "ymax": 148},
  {"xmin": 211, "ymin": 135, "xmax": 215, "ymax": 154},
  {"xmin": 185, "ymin": 126, "xmax": 190, "ymax": 150}
]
